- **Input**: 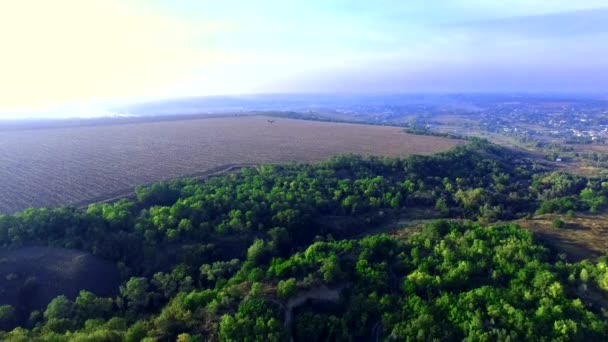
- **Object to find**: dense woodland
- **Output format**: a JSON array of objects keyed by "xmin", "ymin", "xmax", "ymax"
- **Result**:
[{"xmin": 2, "ymin": 139, "xmax": 608, "ymax": 341}]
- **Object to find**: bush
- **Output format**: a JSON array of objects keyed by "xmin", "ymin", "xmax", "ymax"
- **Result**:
[
  {"xmin": 0, "ymin": 305, "xmax": 15, "ymax": 331},
  {"xmin": 247, "ymin": 240, "xmax": 273, "ymax": 266},
  {"xmin": 320, "ymin": 255, "xmax": 344, "ymax": 283},
  {"xmin": 552, "ymin": 218, "xmax": 566, "ymax": 228},
  {"xmin": 277, "ymin": 278, "xmax": 298, "ymax": 299}
]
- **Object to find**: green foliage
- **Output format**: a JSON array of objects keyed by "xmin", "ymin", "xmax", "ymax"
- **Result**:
[
  {"xmin": 552, "ymin": 218, "xmax": 566, "ymax": 228},
  {"xmin": 5, "ymin": 142, "xmax": 608, "ymax": 340},
  {"xmin": 581, "ymin": 188, "xmax": 607, "ymax": 213},
  {"xmin": 277, "ymin": 278, "xmax": 297, "ymax": 299},
  {"xmin": 44, "ymin": 295, "xmax": 73, "ymax": 321},
  {"xmin": 219, "ymin": 299, "xmax": 285, "ymax": 342},
  {"xmin": 0, "ymin": 143, "xmax": 542, "ymax": 266},
  {"xmin": 0, "ymin": 305, "xmax": 15, "ymax": 331},
  {"xmin": 125, "ymin": 321, "xmax": 148, "ymax": 342},
  {"xmin": 199, "ymin": 259, "xmax": 242, "ymax": 287},
  {"xmin": 120, "ymin": 277, "xmax": 152, "ymax": 312},
  {"xmin": 320, "ymin": 255, "xmax": 344, "ymax": 283},
  {"xmin": 73, "ymin": 290, "xmax": 114, "ymax": 324},
  {"xmin": 293, "ymin": 312, "xmax": 348, "ymax": 342},
  {"xmin": 537, "ymin": 196, "xmax": 579, "ymax": 214},
  {"xmin": 247, "ymin": 239, "xmax": 274, "ymax": 266}
]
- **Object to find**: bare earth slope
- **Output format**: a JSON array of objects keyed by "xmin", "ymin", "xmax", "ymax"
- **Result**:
[
  {"xmin": 0, "ymin": 115, "xmax": 463, "ymax": 213},
  {"xmin": 0, "ymin": 246, "xmax": 120, "ymax": 319}
]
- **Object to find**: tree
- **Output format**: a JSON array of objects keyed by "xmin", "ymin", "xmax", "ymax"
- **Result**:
[
  {"xmin": 320, "ymin": 255, "xmax": 344, "ymax": 283},
  {"xmin": 73, "ymin": 290, "xmax": 113, "ymax": 322},
  {"xmin": 0, "ymin": 305, "xmax": 15, "ymax": 331},
  {"xmin": 277, "ymin": 278, "xmax": 297, "ymax": 299},
  {"xmin": 268, "ymin": 227, "xmax": 291, "ymax": 253},
  {"xmin": 247, "ymin": 239, "xmax": 273, "ymax": 266},
  {"xmin": 454, "ymin": 188, "xmax": 487, "ymax": 217},
  {"xmin": 125, "ymin": 321, "xmax": 148, "ymax": 342},
  {"xmin": 219, "ymin": 299, "xmax": 285, "ymax": 341},
  {"xmin": 199, "ymin": 259, "xmax": 242, "ymax": 287},
  {"xmin": 120, "ymin": 277, "xmax": 152, "ymax": 312},
  {"xmin": 435, "ymin": 198, "xmax": 449, "ymax": 216},
  {"xmin": 178, "ymin": 218, "xmax": 193, "ymax": 234},
  {"xmin": 44, "ymin": 296, "xmax": 73, "ymax": 320},
  {"xmin": 580, "ymin": 189, "xmax": 607, "ymax": 213}
]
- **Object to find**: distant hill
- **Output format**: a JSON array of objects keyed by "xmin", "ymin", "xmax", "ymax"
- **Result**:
[{"xmin": 115, "ymin": 93, "xmax": 449, "ymax": 116}]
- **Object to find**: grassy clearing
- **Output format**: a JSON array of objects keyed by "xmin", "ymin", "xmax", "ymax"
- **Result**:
[{"xmin": 516, "ymin": 211, "xmax": 608, "ymax": 261}]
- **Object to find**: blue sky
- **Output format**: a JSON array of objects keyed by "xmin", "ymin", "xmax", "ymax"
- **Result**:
[{"xmin": 0, "ymin": 0, "xmax": 607, "ymax": 116}]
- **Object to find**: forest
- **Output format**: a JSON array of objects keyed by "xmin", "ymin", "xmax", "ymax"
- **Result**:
[{"xmin": 2, "ymin": 138, "xmax": 608, "ymax": 341}]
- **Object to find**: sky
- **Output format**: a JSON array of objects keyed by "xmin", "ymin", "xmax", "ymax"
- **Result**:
[{"xmin": 1, "ymin": 0, "xmax": 608, "ymax": 117}]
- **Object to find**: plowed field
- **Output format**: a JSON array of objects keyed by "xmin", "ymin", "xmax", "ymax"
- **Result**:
[{"xmin": 0, "ymin": 116, "xmax": 464, "ymax": 213}]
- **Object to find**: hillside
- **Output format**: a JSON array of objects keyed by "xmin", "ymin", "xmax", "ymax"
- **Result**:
[
  {"xmin": 0, "ymin": 247, "xmax": 120, "ymax": 326},
  {"xmin": 2, "ymin": 140, "xmax": 608, "ymax": 340}
]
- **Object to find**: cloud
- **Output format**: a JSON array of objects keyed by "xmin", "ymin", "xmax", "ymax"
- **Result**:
[
  {"xmin": 447, "ymin": 0, "xmax": 608, "ymax": 18},
  {"xmin": 451, "ymin": 8, "xmax": 608, "ymax": 39}
]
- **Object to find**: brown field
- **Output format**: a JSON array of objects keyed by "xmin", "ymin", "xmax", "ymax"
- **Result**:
[
  {"xmin": 0, "ymin": 115, "xmax": 463, "ymax": 213},
  {"xmin": 568, "ymin": 143, "xmax": 608, "ymax": 154},
  {"xmin": 516, "ymin": 212, "xmax": 608, "ymax": 261}
]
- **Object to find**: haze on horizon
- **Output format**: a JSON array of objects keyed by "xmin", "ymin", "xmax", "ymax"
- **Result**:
[{"xmin": 1, "ymin": 0, "xmax": 608, "ymax": 118}]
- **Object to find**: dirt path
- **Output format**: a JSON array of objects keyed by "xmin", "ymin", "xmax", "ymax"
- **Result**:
[
  {"xmin": 283, "ymin": 285, "xmax": 345, "ymax": 328},
  {"xmin": 576, "ymin": 285, "xmax": 608, "ymax": 311}
]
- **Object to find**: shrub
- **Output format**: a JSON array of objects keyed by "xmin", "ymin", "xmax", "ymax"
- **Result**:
[
  {"xmin": 277, "ymin": 278, "xmax": 298, "ymax": 299},
  {"xmin": 552, "ymin": 218, "xmax": 566, "ymax": 228}
]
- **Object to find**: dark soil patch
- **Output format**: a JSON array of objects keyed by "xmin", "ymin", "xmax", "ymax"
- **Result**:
[{"xmin": 0, "ymin": 246, "xmax": 120, "ymax": 321}]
